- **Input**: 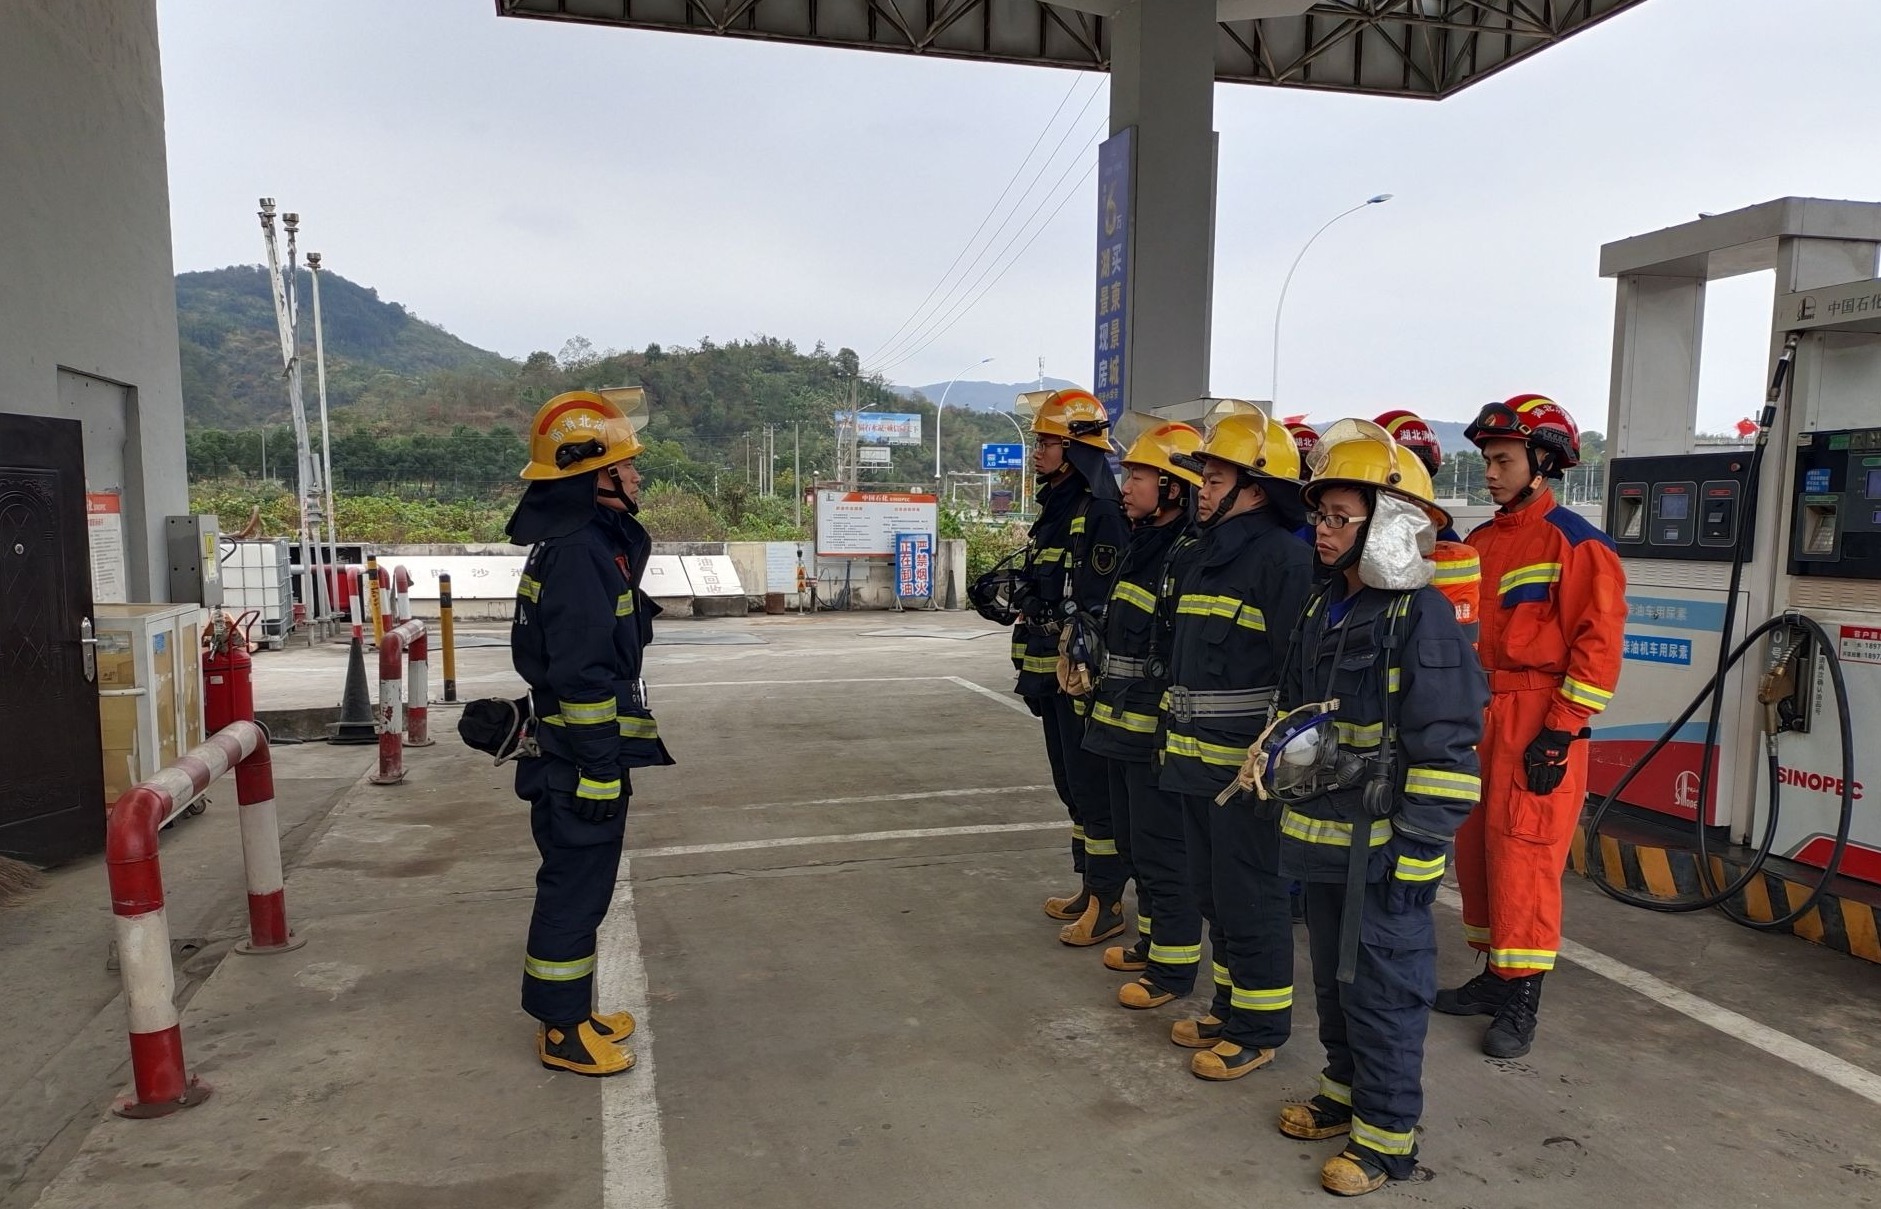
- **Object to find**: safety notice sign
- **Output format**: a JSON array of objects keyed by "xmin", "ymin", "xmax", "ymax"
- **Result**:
[
  {"xmin": 815, "ymin": 491, "xmax": 939, "ymax": 557},
  {"xmin": 1839, "ymin": 624, "xmax": 1881, "ymax": 665},
  {"xmin": 86, "ymin": 492, "xmax": 127, "ymax": 605}
]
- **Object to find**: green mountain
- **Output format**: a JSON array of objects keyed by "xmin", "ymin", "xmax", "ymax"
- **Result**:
[{"xmin": 176, "ymin": 265, "xmax": 514, "ymax": 427}]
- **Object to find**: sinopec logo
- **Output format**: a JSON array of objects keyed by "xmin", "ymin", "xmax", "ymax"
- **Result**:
[{"xmin": 1777, "ymin": 765, "xmax": 1865, "ymax": 800}]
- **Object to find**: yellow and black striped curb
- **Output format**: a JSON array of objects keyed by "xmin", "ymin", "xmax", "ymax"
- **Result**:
[{"xmin": 1569, "ymin": 822, "xmax": 1881, "ymax": 965}]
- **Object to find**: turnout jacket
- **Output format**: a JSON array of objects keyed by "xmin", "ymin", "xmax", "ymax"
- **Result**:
[
  {"xmin": 1157, "ymin": 508, "xmax": 1313, "ymax": 796},
  {"xmin": 512, "ymin": 502, "xmax": 674, "ymax": 800},
  {"xmin": 1011, "ymin": 474, "xmax": 1128, "ymax": 698},
  {"xmin": 1083, "ymin": 517, "xmax": 1186, "ymax": 761},
  {"xmin": 1276, "ymin": 582, "xmax": 1488, "ymax": 883},
  {"xmin": 1468, "ymin": 487, "xmax": 1625, "ymax": 729}
]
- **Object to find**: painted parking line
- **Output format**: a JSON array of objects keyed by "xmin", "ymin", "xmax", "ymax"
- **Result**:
[
  {"xmin": 632, "ymin": 785, "xmax": 1055, "ymax": 818},
  {"xmin": 946, "ymin": 675, "xmax": 1036, "ymax": 716},
  {"xmin": 1435, "ymin": 887, "xmax": 1881, "ymax": 1107},
  {"xmin": 599, "ymin": 865, "xmax": 670, "ymax": 1209},
  {"xmin": 648, "ymin": 676, "xmax": 960, "ymax": 688},
  {"xmin": 631, "ymin": 820, "xmax": 1062, "ymax": 860}
]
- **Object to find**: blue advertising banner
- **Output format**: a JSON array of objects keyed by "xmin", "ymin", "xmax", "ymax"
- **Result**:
[
  {"xmin": 895, "ymin": 532, "xmax": 933, "ymax": 599},
  {"xmin": 1094, "ymin": 128, "xmax": 1134, "ymax": 429},
  {"xmin": 981, "ymin": 443, "xmax": 1025, "ymax": 470},
  {"xmin": 1622, "ymin": 633, "xmax": 1693, "ymax": 665}
]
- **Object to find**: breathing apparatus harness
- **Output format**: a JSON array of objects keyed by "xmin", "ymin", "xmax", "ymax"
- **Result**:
[{"xmin": 1586, "ymin": 333, "xmax": 1856, "ymax": 931}]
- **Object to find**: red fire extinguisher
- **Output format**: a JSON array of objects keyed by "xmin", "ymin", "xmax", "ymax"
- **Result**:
[{"xmin": 203, "ymin": 610, "xmax": 259, "ymax": 732}]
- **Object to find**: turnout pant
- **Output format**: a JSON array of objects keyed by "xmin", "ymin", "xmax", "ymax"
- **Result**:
[
  {"xmin": 1105, "ymin": 761, "xmax": 1148, "ymax": 942},
  {"xmin": 1453, "ymin": 681, "xmax": 1586, "ymax": 977},
  {"xmin": 1303, "ymin": 879, "xmax": 1435, "ymax": 1179},
  {"xmin": 1181, "ymin": 793, "xmax": 1294, "ymax": 1050},
  {"xmin": 517, "ymin": 757, "xmax": 629, "ymax": 1026},
  {"xmin": 1039, "ymin": 693, "xmax": 1124, "ymax": 894},
  {"xmin": 1123, "ymin": 760, "xmax": 1200, "ymax": 993}
]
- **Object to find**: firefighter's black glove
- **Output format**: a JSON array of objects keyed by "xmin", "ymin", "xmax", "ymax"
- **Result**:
[
  {"xmin": 1023, "ymin": 694, "xmax": 1047, "ymax": 718},
  {"xmin": 1522, "ymin": 727, "xmax": 1578, "ymax": 795},
  {"xmin": 572, "ymin": 773, "xmax": 624, "ymax": 823},
  {"xmin": 1384, "ymin": 834, "xmax": 1448, "ymax": 915}
]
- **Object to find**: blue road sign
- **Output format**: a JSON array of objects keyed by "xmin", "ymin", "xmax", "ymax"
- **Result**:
[{"xmin": 981, "ymin": 443, "xmax": 1025, "ymax": 471}]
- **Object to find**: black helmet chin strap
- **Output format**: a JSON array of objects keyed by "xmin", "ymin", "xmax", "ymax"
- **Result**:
[
  {"xmin": 1199, "ymin": 470, "xmax": 1256, "ymax": 530},
  {"xmin": 598, "ymin": 464, "xmax": 639, "ymax": 515},
  {"xmin": 1324, "ymin": 488, "xmax": 1374, "ymax": 574},
  {"xmin": 1504, "ymin": 446, "xmax": 1551, "ymax": 512}
]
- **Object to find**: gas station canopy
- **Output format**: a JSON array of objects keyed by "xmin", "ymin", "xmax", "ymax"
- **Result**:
[{"xmin": 495, "ymin": 0, "xmax": 1644, "ymax": 99}]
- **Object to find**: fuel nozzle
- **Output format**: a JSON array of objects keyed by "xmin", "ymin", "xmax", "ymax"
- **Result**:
[{"xmin": 1758, "ymin": 622, "xmax": 1808, "ymax": 737}]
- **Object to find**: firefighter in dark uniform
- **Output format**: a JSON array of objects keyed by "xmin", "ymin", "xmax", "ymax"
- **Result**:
[
  {"xmin": 1081, "ymin": 419, "xmax": 1206, "ymax": 1007},
  {"xmin": 1158, "ymin": 405, "xmax": 1313, "ymax": 1081},
  {"xmin": 505, "ymin": 390, "xmax": 674, "ymax": 1077},
  {"xmin": 1255, "ymin": 419, "xmax": 1487, "ymax": 1195},
  {"xmin": 1009, "ymin": 388, "xmax": 1130, "ymax": 945}
]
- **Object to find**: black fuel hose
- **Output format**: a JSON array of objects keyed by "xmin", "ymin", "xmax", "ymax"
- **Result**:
[{"xmin": 1586, "ymin": 332, "xmax": 1855, "ymax": 930}]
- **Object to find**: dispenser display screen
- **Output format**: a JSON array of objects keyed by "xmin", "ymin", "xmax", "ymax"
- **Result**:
[
  {"xmin": 1790, "ymin": 429, "xmax": 1881, "ymax": 579},
  {"xmin": 1658, "ymin": 493, "xmax": 1690, "ymax": 521},
  {"xmin": 1866, "ymin": 468, "xmax": 1881, "ymax": 499}
]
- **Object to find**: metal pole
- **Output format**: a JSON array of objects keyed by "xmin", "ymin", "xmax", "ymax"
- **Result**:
[
  {"xmin": 259, "ymin": 201, "xmax": 325, "ymax": 633},
  {"xmin": 793, "ymin": 423, "xmax": 802, "ymax": 528},
  {"xmin": 308, "ymin": 252, "xmax": 340, "ymax": 622},
  {"xmin": 935, "ymin": 356, "xmax": 994, "ymax": 483},
  {"xmin": 439, "ymin": 573, "xmax": 458, "ymax": 703},
  {"xmin": 283, "ymin": 213, "xmax": 326, "ymax": 630},
  {"xmin": 1270, "ymin": 194, "xmax": 1392, "ymax": 408}
]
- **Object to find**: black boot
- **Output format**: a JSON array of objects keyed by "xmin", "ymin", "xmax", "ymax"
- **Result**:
[
  {"xmin": 1482, "ymin": 972, "xmax": 1544, "ymax": 1058},
  {"xmin": 1435, "ymin": 968, "xmax": 1515, "ymax": 1017}
]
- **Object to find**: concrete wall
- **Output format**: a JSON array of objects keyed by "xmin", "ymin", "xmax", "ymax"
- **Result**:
[{"xmin": 0, "ymin": 0, "xmax": 187, "ymax": 603}]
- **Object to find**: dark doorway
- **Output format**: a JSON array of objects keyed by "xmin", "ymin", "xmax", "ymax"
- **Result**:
[{"xmin": 0, "ymin": 414, "xmax": 105, "ymax": 864}]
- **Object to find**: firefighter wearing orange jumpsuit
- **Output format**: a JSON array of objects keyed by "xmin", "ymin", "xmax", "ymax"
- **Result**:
[
  {"xmin": 1438, "ymin": 395, "xmax": 1624, "ymax": 1058},
  {"xmin": 1375, "ymin": 409, "xmax": 1480, "ymax": 644}
]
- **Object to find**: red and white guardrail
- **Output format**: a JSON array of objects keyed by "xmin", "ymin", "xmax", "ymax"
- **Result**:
[{"xmin": 105, "ymin": 719, "xmax": 302, "ymax": 1118}]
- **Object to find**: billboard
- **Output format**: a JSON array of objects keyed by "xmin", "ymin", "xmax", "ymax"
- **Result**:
[
  {"xmin": 858, "ymin": 446, "xmax": 892, "ymax": 466},
  {"xmin": 1093, "ymin": 127, "xmax": 1134, "ymax": 428},
  {"xmin": 849, "ymin": 412, "xmax": 924, "ymax": 445},
  {"xmin": 981, "ymin": 443, "xmax": 1025, "ymax": 470},
  {"xmin": 815, "ymin": 490, "xmax": 939, "ymax": 557}
]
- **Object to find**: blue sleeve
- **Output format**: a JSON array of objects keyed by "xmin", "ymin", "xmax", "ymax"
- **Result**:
[
  {"xmin": 1394, "ymin": 590, "xmax": 1488, "ymax": 844},
  {"xmin": 536, "ymin": 542, "xmax": 625, "ymax": 784}
]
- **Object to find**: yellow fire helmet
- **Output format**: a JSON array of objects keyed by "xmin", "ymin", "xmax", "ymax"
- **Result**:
[
  {"xmin": 1198, "ymin": 403, "xmax": 1302, "ymax": 482},
  {"xmin": 1017, "ymin": 387, "xmax": 1114, "ymax": 450},
  {"xmin": 1116, "ymin": 415, "xmax": 1204, "ymax": 487},
  {"xmin": 521, "ymin": 389, "xmax": 648, "ymax": 481},
  {"xmin": 1304, "ymin": 417, "xmax": 1450, "ymax": 527}
]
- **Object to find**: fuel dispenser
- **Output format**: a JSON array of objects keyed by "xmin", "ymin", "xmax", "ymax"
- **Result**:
[{"xmin": 1590, "ymin": 197, "xmax": 1881, "ymax": 909}]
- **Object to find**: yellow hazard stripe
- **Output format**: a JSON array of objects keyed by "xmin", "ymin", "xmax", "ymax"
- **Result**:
[
  {"xmin": 1463, "ymin": 923, "xmax": 1491, "ymax": 944},
  {"xmin": 1497, "ymin": 561, "xmax": 1562, "ymax": 595},
  {"xmin": 1393, "ymin": 853, "xmax": 1447, "ymax": 882},
  {"xmin": 1430, "ymin": 554, "xmax": 1480, "ymax": 585},
  {"xmin": 1336, "ymin": 720, "xmax": 1382, "ymax": 749},
  {"xmin": 618, "ymin": 716, "xmax": 659, "ymax": 740},
  {"xmin": 1149, "ymin": 943, "xmax": 1202, "ymax": 965},
  {"xmin": 1212, "ymin": 961, "xmax": 1231, "ymax": 986},
  {"xmin": 1230, "ymin": 984, "xmax": 1294, "ymax": 1011},
  {"xmin": 1404, "ymin": 767, "xmax": 1482, "ymax": 802},
  {"xmin": 1019, "ymin": 654, "xmax": 1059, "ymax": 674},
  {"xmin": 1070, "ymin": 516, "xmax": 1087, "ymax": 535},
  {"xmin": 1035, "ymin": 546, "xmax": 1066, "ymax": 564},
  {"xmin": 1352, "ymin": 1116, "xmax": 1417, "ymax": 1156},
  {"xmin": 1092, "ymin": 702, "xmax": 1159, "ymax": 734},
  {"xmin": 524, "ymin": 953, "xmax": 595, "ymax": 982},
  {"xmin": 559, "ymin": 698, "xmax": 618, "ymax": 726},
  {"xmin": 1489, "ymin": 947, "xmax": 1557, "ymax": 972},
  {"xmin": 1164, "ymin": 731, "xmax": 1253, "ymax": 767},
  {"xmin": 1137, "ymin": 914, "xmax": 1152, "ymax": 934},
  {"xmin": 1280, "ymin": 810, "xmax": 1393, "ymax": 848},
  {"xmin": 1084, "ymin": 837, "xmax": 1119, "ymax": 857},
  {"xmin": 576, "ymin": 776, "xmax": 620, "ymax": 800},
  {"xmin": 1561, "ymin": 676, "xmax": 1615, "ymax": 711},
  {"xmin": 1112, "ymin": 580, "xmax": 1157, "ymax": 614},
  {"xmin": 1319, "ymin": 1075, "xmax": 1352, "ymax": 1106},
  {"xmin": 615, "ymin": 591, "xmax": 634, "ymax": 617},
  {"xmin": 1175, "ymin": 594, "xmax": 1265, "ymax": 631},
  {"xmin": 518, "ymin": 574, "xmax": 543, "ymax": 602}
]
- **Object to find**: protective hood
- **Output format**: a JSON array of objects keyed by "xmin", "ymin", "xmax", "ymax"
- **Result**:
[
  {"xmin": 1064, "ymin": 439, "xmax": 1122, "ymax": 503},
  {"xmin": 505, "ymin": 473, "xmax": 599, "ymax": 545},
  {"xmin": 1356, "ymin": 491, "xmax": 1435, "ymax": 592}
]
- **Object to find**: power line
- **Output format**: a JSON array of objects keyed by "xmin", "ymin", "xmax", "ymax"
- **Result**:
[
  {"xmin": 862, "ymin": 75, "xmax": 1105, "ymax": 373},
  {"xmin": 871, "ymin": 158, "xmax": 1099, "ymax": 380}
]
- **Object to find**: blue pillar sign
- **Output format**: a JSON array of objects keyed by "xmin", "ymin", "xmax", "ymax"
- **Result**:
[
  {"xmin": 894, "ymin": 532, "xmax": 933, "ymax": 600},
  {"xmin": 1094, "ymin": 127, "xmax": 1134, "ymax": 429},
  {"xmin": 980, "ymin": 443, "xmax": 1025, "ymax": 470}
]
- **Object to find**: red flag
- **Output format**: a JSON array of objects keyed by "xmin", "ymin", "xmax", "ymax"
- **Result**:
[
  {"xmin": 1734, "ymin": 418, "xmax": 1758, "ymax": 438},
  {"xmin": 1282, "ymin": 414, "xmax": 1308, "ymax": 426}
]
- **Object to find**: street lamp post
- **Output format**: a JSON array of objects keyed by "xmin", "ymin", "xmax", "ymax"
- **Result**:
[
  {"xmin": 995, "ymin": 408, "xmax": 1030, "ymax": 516},
  {"xmin": 935, "ymin": 356, "xmax": 994, "ymax": 483},
  {"xmin": 1271, "ymin": 194, "xmax": 1392, "ymax": 407}
]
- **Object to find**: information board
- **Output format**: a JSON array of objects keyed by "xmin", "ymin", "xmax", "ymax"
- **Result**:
[
  {"xmin": 764, "ymin": 543, "xmax": 804, "ymax": 593},
  {"xmin": 681, "ymin": 554, "xmax": 744, "ymax": 598},
  {"xmin": 641, "ymin": 555, "xmax": 691, "ymax": 599},
  {"xmin": 815, "ymin": 491, "xmax": 940, "ymax": 557},
  {"xmin": 372, "ymin": 555, "xmax": 524, "ymax": 601},
  {"xmin": 858, "ymin": 446, "xmax": 892, "ymax": 466},
  {"xmin": 852, "ymin": 413, "xmax": 924, "ymax": 445},
  {"xmin": 981, "ymin": 443, "xmax": 1025, "ymax": 470},
  {"xmin": 86, "ymin": 492, "xmax": 127, "ymax": 605}
]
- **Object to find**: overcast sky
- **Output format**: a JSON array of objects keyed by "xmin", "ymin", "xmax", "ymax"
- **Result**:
[{"xmin": 157, "ymin": 0, "xmax": 1881, "ymax": 431}]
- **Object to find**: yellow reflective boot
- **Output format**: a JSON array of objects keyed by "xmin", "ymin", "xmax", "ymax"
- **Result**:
[
  {"xmin": 538, "ymin": 1019, "xmax": 634, "ymax": 1077},
  {"xmin": 1189, "ymin": 1040, "xmax": 1274, "ymax": 1081},
  {"xmin": 1058, "ymin": 895, "xmax": 1124, "ymax": 947}
]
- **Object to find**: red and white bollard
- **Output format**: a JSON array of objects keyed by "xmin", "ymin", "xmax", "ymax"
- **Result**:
[
  {"xmin": 370, "ymin": 618, "xmax": 431, "ymax": 784},
  {"xmin": 105, "ymin": 720, "xmax": 301, "ymax": 1119}
]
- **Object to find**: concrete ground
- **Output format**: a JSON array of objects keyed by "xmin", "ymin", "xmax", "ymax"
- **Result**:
[{"xmin": 13, "ymin": 611, "xmax": 1881, "ymax": 1208}]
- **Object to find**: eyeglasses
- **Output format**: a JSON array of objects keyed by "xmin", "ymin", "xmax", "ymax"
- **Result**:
[{"xmin": 1307, "ymin": 510, "xmax": 1367, "ymax": 530}]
